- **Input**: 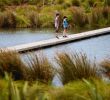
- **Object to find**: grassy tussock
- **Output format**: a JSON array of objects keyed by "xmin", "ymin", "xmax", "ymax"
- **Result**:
[
  {"xmin": 0, "ymin": 49, "xmax": 27, "ymax": 80},
  {"xmin": 56, "ymin": 52, "xmax": 97, "ymax": 84},
  {"xmin": 101, "ymin": 58, "xmax": 110, "ymax": 77},
  {"xmin": 0, "ymin": 1, "xmax": 110, "ymax": 29},
  {"xmin": 0, "ymin": 50, "xmax": 54, "ymax": 84},
  {"xmin": 71, "ymin": 7, "xmax": 88, "ymax": 27},
  {"xmin": 0, "ymin": 11, "xmax": 16, "ymax": 28},
  {"xmin": 27, "ymin": 11, "xmax": 40, "ymax": 28},
  {"xmin": 26, "ymin": 53, "xmax": 54, "ymax": 83}
]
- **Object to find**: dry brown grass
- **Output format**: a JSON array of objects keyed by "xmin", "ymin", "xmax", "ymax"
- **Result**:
[
  {"xmin": 0, "ymin": 49, "xmax": 27, "ymax": 80},
  {"xmin": 56, "ymin": 52, "xmax": 98, "ymax": 84},
  {"xmin": 26, "ymin": 52, "xmax": 54, "ymax": 83},
  {"xmin": 71, "ymin": 7, "xmax": 88, "ymax": 27},
  {"xmin": 0, "ymin": 10, "xmax": 16, "ymax": 28},
  {"xmin": 101, "ymin": 58, "xmax": 110, "ymax": 77},
  {"xmin": 0, "ymin": 50, "xmax": 54, "ymax": 84}
]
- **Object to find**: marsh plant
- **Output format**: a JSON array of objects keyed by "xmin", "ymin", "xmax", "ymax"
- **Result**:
[
  {"xmin": 56, "ymin": 52, "xmax": 98, "ymax": 84},
  {"xmin": 0, "ymin": 0, "xmax": 110, "ymax": 29},
  {"xmin": 26, "ymin": 52, "xmax": 54, "ymax": 83},
  {"xmin": 0, "ymin": 49, "xmax": 27, "ymax": 80},
  {"xmin": 101, "ymin": 58, "xmax": 110, "ymax": 77},
  {"xmin": 0, "ymin": 49, "xmax": 54, "ymax": 84}
]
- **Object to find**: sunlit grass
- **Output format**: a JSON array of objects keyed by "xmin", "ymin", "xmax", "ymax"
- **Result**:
[
  {"xmin": 0, "ymin": 50, "xmax": 54, "ymax": 84},
  {"xmin": 101, "ymin": 58, "xmax": 110, "ymax": 77},
  {"xmin": 56, "ymin": 52, "xmax": 98, "ymax": 84},
  {"xmin": 0, "ymin": 49, "xmax": 27, "ymax": 80},
  {"xmin": 26, "ymin": 52, "xmax": 54, "ymax": 83}
]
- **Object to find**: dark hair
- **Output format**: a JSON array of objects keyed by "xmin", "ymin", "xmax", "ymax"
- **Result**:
[
  {"xmin": 63, "ymin": 16, "xmax": 67, "ymax": 19},
  {"xmin": 56, "ymin": 13, "xmax": 60, "ymax": 16}
]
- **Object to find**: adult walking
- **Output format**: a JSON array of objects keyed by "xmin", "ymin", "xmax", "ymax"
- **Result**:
[{"xmin": 55, "ymin": 12, "xmax": 60, "ymax": 39}]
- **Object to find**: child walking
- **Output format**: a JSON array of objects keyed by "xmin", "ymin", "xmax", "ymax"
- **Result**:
[{"xmin": 63, "ymin": 16, "xmax": 68, "ymax": 37}]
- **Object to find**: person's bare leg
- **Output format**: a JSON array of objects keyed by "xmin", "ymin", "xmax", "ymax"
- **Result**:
[
  {"xmin": 63, "ymin": 29, "xmax": 67, "ymax": 37},
  {"xmin": 55, "ymin": 27, "xmax": 59, "ymax": 39}
]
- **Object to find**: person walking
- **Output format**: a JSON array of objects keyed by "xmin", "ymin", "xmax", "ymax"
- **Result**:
[
  {"xmin": 63, "ymin": 16, "xmax": 68, "ymax": 37},
  {"xmin": 55, "ymin": 13, "xmax": 60, "ymax": 39}
]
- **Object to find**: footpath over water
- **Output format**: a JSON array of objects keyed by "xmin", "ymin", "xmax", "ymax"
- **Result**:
[{"xmin": 4, "ymin": 27, "xmax": 110, "ymax": 53}]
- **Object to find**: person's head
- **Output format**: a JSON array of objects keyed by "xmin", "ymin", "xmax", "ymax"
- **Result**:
[
  {"xmin": 63, "ymin": 16, "xmax": 67, "ymax": 19},
  {"xmin": 56, "ymin": 13, "xmax": 60, "ymax": 17}
]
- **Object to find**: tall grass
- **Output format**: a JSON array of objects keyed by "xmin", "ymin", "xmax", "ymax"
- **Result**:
[
  {"xmin": 56, "ymin": 52, "xmax": 98, "ymax": 84},
  {"xmin": 0, "ymin": 49, "xmax": 27, "ymax": 80},
  {"xmin": 71, "ymin": 7, "xmax": 88, "ymax": 28},
  {"xmin": 0, "ymin": 75, "xmax": 110, "ymax": 100},
  {"xmin": 27, "ymin": 11, "xmax": 41, "ymax": 28},
  {"xmin": 49, "ymin": 79, "xmax": 110, "ymax": 100},
  {"xmin": 0, "ymin": 11, "xmax": 16, "ymax": 28},
  {"xmin": 101, "ymin": 58, "xmax": 110, "ymax": 77},
  {"xmin": 0, "ymin": 0, "xmax": 110, "ymax": 29},
  {"xmin": 26, "ymin": 52, "xmax": 54, "ymax": 83},
  {"xmin": 0, "ymin": 50, "xmax": 54, "ymax": 84}
]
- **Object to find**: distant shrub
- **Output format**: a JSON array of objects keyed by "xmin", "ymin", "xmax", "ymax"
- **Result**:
[
  {"xmin": 71, "ymin": 7, "xmax": 88, "ymax": 27},
  {"xmin": 71, "ymin": 0, "xmax": 81, "ymax": 6},
  {"xmin": 0, "ymin": 11, "xmax": 16, "ymax": 28}
]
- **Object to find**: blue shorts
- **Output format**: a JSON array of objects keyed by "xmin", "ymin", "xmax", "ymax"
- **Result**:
[{"xmin": 63, "ymin": 26, "xmax": 68, "ymax": 29}]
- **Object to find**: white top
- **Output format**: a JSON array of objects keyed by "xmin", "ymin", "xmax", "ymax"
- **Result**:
[{"xmin": 55, "ymin": 16, "xmax": 59, "ymax": 28}]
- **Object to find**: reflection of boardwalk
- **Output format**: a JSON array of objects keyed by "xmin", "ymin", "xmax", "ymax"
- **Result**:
[{"xmin": 5, "ymin": 27, "xmax": 110, "ymax": 53}]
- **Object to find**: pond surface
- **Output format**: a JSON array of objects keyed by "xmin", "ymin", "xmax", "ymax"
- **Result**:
[
  {"xmin": 43, "ymin": 34, "xmax": 110, "ymax": 62},
  {"xmin": 0, "ymin": 29, "xmax": 55, "ymax": 47},
  {"xmin": 34, "ymin": 34, "xmax": 110, "ymax": 86},
  {"xmin": 0, "ymin": 29, "xmax": 110, "ymax": 86}
]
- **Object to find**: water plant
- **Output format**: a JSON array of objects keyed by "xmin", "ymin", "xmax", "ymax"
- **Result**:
[
  {"xmin": 0, "ymin": 49, "xmax": 27, "ymax": 80},
  {"xmin": 101, "ymin": 58, "xmax": 110, "ymax": 77},
  {"xmin": 25, "ymin": 52, "xmax": 54, "ymax": 83},
  {"xmin": 0, "ymin": 49, "xmax": 54, "ymax": 84},
  {"xmin": 56, "ymin": 52, "xmax": 98, "ymax": 84}
]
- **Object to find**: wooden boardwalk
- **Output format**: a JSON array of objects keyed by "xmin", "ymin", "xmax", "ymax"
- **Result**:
[{"xmin": 4, "ymin": 27, "xmax": 110, "ymax": 52}]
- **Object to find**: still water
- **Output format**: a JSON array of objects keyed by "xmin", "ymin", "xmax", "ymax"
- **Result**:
[
  {"xmin": 36, "ymin": 34, "xmax": 110, "ymax": 86},
  {"xmin": 0, "ymin": 29, "xmax": 110, "ymax": 86},
  {"xmin": 0, "ymin": 29, "xmax": 55, "ymax": 47}
]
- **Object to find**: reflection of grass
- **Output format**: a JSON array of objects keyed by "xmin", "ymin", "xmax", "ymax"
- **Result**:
[{"xmin": 56, "ymin": 52, "xmax": 97, "ymax": 84}]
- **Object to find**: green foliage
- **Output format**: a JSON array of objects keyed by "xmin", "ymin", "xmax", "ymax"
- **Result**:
[
  {"xmin": 0, "ymin": 11, "xmax": 16, "ymax": 28},
  {"xmin": 0, "ymin": 0, "xmax": 110, "ymax": 29},
  {"xmin": 15, "ymin": 14, "xmax": 30, "ymax": 28},
  {"xmin": 49, "ymin": 79, "xmax": 110, "ymax": 100},
  {"xmin": 71, "ymin": 0, "xmax": 81, "ymax": 6},
  {"xmin": 1, "ymin": 75, "xmax": 110, "ymax": 100}
]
